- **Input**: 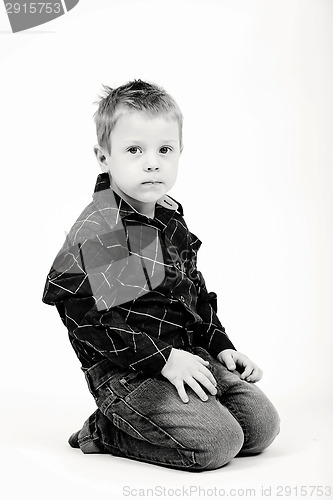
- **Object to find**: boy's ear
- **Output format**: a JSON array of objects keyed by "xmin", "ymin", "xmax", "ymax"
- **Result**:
[{"xmin": 93, "ymin": 144, "xmax": 109, "ymax": 172}]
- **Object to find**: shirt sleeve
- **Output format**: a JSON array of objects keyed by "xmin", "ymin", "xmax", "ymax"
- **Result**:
[
  {"xmin": 42, "ymin": 238, "xmax": 172, "ymax": 374},
  {"xmin": 187, "ymin": 232, "xmax": 236, "ymax": 356}
]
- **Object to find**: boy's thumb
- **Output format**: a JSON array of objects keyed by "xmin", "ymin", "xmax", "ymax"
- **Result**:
[{"xmin": 226, "ymin": 357, "xmax": 236, "ymax": 371}]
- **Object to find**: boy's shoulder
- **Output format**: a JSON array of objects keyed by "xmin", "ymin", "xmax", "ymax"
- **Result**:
[
  {"xmin": 65, "ymin": 199, "xmax": 109, "ymax": 247},
  {"xmin": 63, "ymin": 173, "xmax": 122, "ymax": 246}
]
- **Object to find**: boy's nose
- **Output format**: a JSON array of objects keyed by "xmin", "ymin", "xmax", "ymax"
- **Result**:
[
  {"xmin": 144, "ymin": 156, "xmax": 160, "ymax": 171},
  {"xmin": 145, "ymin": 164, "xmax": 159, "ymax": 171}
]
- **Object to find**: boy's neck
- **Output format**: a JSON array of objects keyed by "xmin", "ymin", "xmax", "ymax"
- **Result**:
[{"xmin": 135, "ymin": 204, "xmax": 155, "ymax": 219}]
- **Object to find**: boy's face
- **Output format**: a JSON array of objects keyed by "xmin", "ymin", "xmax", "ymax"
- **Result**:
[{"xmin": 96, "ymin": 110, "xmax": 181, "ymax": 217}]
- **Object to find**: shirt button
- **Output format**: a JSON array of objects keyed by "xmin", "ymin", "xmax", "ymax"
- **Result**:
[{"xmin": 180, "ymin": 296, "xmax": 185, "ymax": 303}]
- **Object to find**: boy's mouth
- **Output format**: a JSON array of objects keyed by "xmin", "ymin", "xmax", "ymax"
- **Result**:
[{"xmin": 142, "ymin": 181, "xmax": 163, "ymax": 185}]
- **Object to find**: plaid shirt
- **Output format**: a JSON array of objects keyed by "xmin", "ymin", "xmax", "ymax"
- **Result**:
[{"xmin": 42, "ymin": 173, "xmax": 235, "ymax": 374}]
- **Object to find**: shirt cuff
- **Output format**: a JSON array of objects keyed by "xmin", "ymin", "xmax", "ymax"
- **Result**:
[{"xmin": 128, "ymin": 343, "xmax": 173, "ymax": 375}]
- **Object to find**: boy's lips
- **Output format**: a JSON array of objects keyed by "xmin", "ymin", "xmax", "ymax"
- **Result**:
[{"xmin": 141, "ymin": 181, "xmax": 163, "ymax": 185}]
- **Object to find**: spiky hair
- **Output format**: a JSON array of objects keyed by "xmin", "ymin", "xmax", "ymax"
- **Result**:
[{"xmin": 94, "ymin": 79, "xmax": 183, "ymax": 154}]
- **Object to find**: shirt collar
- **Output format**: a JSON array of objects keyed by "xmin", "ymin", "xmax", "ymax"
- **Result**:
[{"xmin": 92, "ymin": 173, "xmax": 182, "ymax": 231}]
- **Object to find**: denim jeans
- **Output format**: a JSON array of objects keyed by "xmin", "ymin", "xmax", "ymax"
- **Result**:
[{"xmin": 76, "ymin": 347, "xmax": 280, "ymax": 471}]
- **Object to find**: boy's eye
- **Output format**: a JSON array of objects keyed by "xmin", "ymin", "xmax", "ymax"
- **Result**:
[
  {"xmin": 127, "ymin": 146, "xmax": 142, "ymax": 155},
  {"xmin": 160, "ymin": 146, "xmax": 172, "ymax": 154}
]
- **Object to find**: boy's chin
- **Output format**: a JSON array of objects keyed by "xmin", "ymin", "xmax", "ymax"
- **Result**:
[
  {"xmin": 136, "ymin": 189, "xmax": 168, "ymax": 203},
  {"xmin": 137, "ymin": 196, "xmax": 163, "ymax": 205},
  {"xmin": 123, "ymin": 192, "xmax": 163, "ymax": 207}
]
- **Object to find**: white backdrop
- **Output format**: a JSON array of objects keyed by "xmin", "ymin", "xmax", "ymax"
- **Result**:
[{"xmin": 1, "ymin": 0, "xmax": 332, "ymax": 496}]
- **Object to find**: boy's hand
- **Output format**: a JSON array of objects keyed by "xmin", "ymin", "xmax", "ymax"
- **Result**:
[
  {"xmin": 161, "ymin": 348, "xmax": 217, "ymax": 403},
  {"xmin": 217, "ymin": 349, "xmax": 263, "ymax": 383}
]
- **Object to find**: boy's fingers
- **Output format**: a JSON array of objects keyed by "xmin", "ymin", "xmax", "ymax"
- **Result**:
[
  {"xmin": 174, "ymin": 381, "xmax": 189, "ymax": 403},
  {"xmin": 199, "ymin": 365, "xmax": 217, "ymax": 387},
  {"xmin": 223, "ymin": 354, "xmax": 237, "ymax": 371},
  {"xmin": 185, "ymin": 377, "xmax": 209, "ymax": 402},
  {"xmin": 246, "ymin": 367, "xmax": 258, "ymax": 381},
  {"xmin": 247, "ymin": 367, "xmax": 263, "ymax": 382},
  {"xmin": 195, "ymin": 372, "xmax": 217, "ymax": 395},
  {"xmin": 195, "ymin": 356, "xmax": 210, "ymax": 366},
  {"xmin": 240, "ymin": 365, "xmax": 254, "ymax": 379}
]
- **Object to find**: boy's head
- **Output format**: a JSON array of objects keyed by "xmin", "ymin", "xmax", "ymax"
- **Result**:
[
  {"xmin": 93, "ymin": 80, "xmax": 183, "ymax": 218},
  {"xmin": 94, "ymin": 79, "xmax": 183, "ymax": 155}
]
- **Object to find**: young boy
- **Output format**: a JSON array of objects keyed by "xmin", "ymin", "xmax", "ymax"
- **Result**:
[{"xmin": 42, "ymin": 79, "xmax": 279, "ymax": 471}]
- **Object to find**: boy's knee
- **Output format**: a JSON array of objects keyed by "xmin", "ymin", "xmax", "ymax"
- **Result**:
[
  {"xmin": 241, "ymin": 400, "xmax": 280, "ymax": 455},
  {"xmin": 193, "ymin": 419, "xmax": 244, "ymax": 471},
  {"xmin": 256, "ymin": 403, "xmax": 280, "ymax": 453}
]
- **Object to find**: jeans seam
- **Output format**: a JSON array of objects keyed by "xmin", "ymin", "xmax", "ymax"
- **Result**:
[
  {"xmin": 113, "ymin": 447, "xmax": 198, "ymax": 468},
  {"xmin": 112, "ymin": 413, "xmax": 151, "ymax": 442},
  {"xmin": 121, "ymin": 399, "xmax": 191, "ymax": 449},
  {"xmin": 78, "ymin": 435, "xmax": 100, "ymax": 445}
]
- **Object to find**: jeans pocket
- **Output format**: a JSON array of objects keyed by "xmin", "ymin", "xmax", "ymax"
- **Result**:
[
  {"xmin": 96, "ymin": 381, "xmax": 119, "ymax": 414},
  {"xmin": 94, "ymin": 369, "xmax": 155, "ymax": 415},
  {"xmin": 118, "ymin": 370, "xmax": 154, "ymax": 394}
]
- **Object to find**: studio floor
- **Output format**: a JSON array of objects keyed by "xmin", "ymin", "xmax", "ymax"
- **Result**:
[{"xmin": 2, "ymin": 391, "xmax": 332, "ymax": 500}]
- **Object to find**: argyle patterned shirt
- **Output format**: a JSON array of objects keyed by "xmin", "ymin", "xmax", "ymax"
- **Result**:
[{"xmin": 42, "ymin": 173, "xmax": 235, "ymax": 374}]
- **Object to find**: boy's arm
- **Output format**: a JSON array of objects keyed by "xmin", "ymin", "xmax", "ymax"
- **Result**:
[
  {"xmin": 75, "ymin": 305, "xmax": 173, "ymax": 374},
  {"xmin": 187, "ymin": 233, "xmax": 236, "ymax": 357},
  {"xmin": 195, "ymin": 270, "xmax": 236, "ymax": 355},
  {"xmin": 187, "ymin": 234, "xmax": 262, "ymax": 383},
  {"xmin": 191, "ymin": 267, "xmax": 265, "ymax": 381},
  {"xmin": 42, "ymin": 240, "xmax": 172, "ymax": 375}
]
